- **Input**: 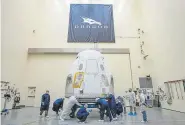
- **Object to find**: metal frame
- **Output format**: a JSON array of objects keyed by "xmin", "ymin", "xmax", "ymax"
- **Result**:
[
  {"xmin": 128, "ymin": 54, "xmax": 134, "ymax": 89},
  {"xmin": 28, "ymin": 48, "xmax": 130, "ymax": 54},
  {"xmin": 164, "ymin": 79, "xmax": 185, "ymax": 100},
  {"xmin": 178, "ymin": 81, "xmax": 184, "ymax": 99}
]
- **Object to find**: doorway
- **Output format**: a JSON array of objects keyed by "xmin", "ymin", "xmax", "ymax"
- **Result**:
[{"xmin": 27, "ymin": 87, "xmax": 36, "ymax": 107}]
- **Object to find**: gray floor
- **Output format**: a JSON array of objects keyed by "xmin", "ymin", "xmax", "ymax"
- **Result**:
[{"xmin": 1, "ymin": 107, "xmax": 185, "ymax": 125}]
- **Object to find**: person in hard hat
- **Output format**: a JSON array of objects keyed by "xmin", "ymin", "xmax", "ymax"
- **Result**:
[
  {"xmin": 76, "ymin": 104, "xmax": 91, "ymax": 123},
  {"xmin": 52, "ymin": 98, "xmax": 65, "ymax": 115},
  {"xmin": 139, "ymin": 90, "xmax": 148, "ymax": 122},
  {"xmin": 40, "ymin": 90, "xmax": 50, "ymax": 118},
  {"xmin": 96, "ymin": 98, "xmax": 112, "ymax": 122},
  {"xmin": 60, "ymin": 96, "xmax": 82, "ymax": 121},
  {"xmin": 128, "ymin": 88, "xmax": 137, "ymax": 116}
]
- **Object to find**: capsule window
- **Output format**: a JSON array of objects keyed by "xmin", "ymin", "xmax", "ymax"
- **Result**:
[
  {"xmin": 79, "ymin": 64, "xmax": 83, "ymax": 70},
  {"xmin": 66, "ymin": 75, "xmax": 72, "ymax": 85},
  {"xmin": 100, "ymin": 64, "xmax": 105, "ymax": 71},
  {"xmin": 111, "ymin": 77, "xmax": 114, "ymax": 87}
]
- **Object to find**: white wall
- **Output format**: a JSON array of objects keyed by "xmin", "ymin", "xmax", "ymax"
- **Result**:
[
  {"xmin": 104, "ymin": 54, "xmax": 132, "ymax": 96},
  {"xmin": 25, "ymin": 54, "xmax": 132, "ymax": 107},
  {"xmin": 140, "ymin": 0, "xmax": 185, "ymax": 112},
  {"xmin": 25, "ymin": 54, "xmax": 76, "ymax": 107},
  {"xmin": 3, "ymin": 0, "xmax": 184, "ymax": 111},
  {"xmin": 1, "ymin": 0, "xmax": 144, "ymax": 107}
]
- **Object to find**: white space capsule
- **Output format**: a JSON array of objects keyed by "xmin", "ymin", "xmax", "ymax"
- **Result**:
[{"xmin": 65, "ymin": 49, "xmax": 114, "ymax": 103}]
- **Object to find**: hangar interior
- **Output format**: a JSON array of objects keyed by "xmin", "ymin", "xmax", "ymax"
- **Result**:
[{"xmin": 1, "ymin": 0, "xmax": 185, "ymax": 125}]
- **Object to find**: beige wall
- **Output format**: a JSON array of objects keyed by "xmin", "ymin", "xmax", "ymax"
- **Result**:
[
  {"xmin": 25, "ymin": 54, "xmax": 76, "ymax": 107},
  {"xmin": 140, "ymin": 0, "xmax": 185, "ymax": 112},
  {"xmin": 1, "ymin": 0, "xmax": 143, "ymax": 107},
  {"xmin": 2, "ymin": 0, "xmax": 185, "ymax": 111},
  {"xmin": 25, "ymin": 54, "xmax": 132, "ymax": 107}
]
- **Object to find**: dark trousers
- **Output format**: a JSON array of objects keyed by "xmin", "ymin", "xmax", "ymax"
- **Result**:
[
  {"xmin": 52, "ymin": 104, "xmax": 60, "ymax": 114},
  {"xmin": 124, "ymin": 107, "xmax": 127, "ymax": 114},
  {"xmin": 69, "ymin": 104, "xmax": 78, "ymax": 118},
  {"xmin": 142, "ymin": 111, "xmax": 147, "ymax": 121},
  {"xmin": 77, "ymin": 115, "xmax": 87, "ymax": 122},
  {"xmin": 116, "ymin": 110, "xmax": 123, "ymax": 116},
  {"xmin": 110, "ymin": 108, "xmax": 117, "ymax": 118},
  {"xmin": 100, "ymin": 105, "xmax": 112, "ymax": 121},
  {"xmin": 40, "ymin": 110, "xmax": 48, "ymax": 117},
  {"xmin": 40, "ymin": 105, "xmax": 49, "ymax": 117}
]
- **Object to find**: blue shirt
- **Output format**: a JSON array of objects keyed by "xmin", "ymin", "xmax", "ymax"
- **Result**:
[
  {"xmin": 41, "ymin": 93, "xmax": 50, "ymax": 106},
  {"xmin": 97, "ymin": 98, "xmax": 108, "ymax": 106},
  {"xmin": 116, "ymin": 102, "xmax": 123, "ymax": 112},
  {"xmin": 77, "ymin": 107, "xmax": 89, "ymax": 117},
  {"xmin": 54, "ymin": 98, "xmax": 63, "ymax": 105},
  {"xmin": 108, "ymin": 94, "xmax": 116, "ymax": 108}
]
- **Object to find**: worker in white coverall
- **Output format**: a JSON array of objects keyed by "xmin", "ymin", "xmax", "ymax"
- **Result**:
[
  {"xmin": 139, "ymin": 90, "xmax": 148, "ymax": 122},
  {"xmin": 60, "ymin": 96, "xmax": 82, "ymax": 121},
  {"xmin": 128, "ymin": 88, "xmax": 137, "ymax": 116}
]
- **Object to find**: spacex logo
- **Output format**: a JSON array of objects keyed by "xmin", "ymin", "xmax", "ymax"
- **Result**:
[
  {"xmin": 68, "ymin": 4, "xmax": 115, "ymax": 42},
  {"xmin": 81, "ymin": 17, "xmax": 102, "ymax": 25},
  {"xmin": 74, "ymin": 17, "xmax": 108, "ymax": 29}
]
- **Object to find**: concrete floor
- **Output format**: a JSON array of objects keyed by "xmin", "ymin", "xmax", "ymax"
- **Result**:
[{"xmin": 1, "ymin": 107, "xmax": 185, "ymax": 125}]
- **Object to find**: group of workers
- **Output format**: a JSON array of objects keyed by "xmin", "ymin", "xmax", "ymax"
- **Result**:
[
  {"xmin": 39, "ymin": 89, "xmax": 148, "ymax": 123},
  {"xmin": 127, "ymin": 88, "xmax": 148, "ymax": 122}
]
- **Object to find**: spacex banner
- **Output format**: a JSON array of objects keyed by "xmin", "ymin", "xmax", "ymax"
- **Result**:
[{"xmin": 67, "ymin": 4, "xmax": 115, "ymax": 43}]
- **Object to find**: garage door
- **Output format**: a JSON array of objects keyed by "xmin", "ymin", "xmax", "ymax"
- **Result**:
[{"xmin": 26, "ymin": 54, "xmax": 132, "ymax": 107}]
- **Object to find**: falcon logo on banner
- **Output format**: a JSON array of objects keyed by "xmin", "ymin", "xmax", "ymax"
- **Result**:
[{"xmin": 68, "ymin": 4, "xmax": 115, "ymax": 43}]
